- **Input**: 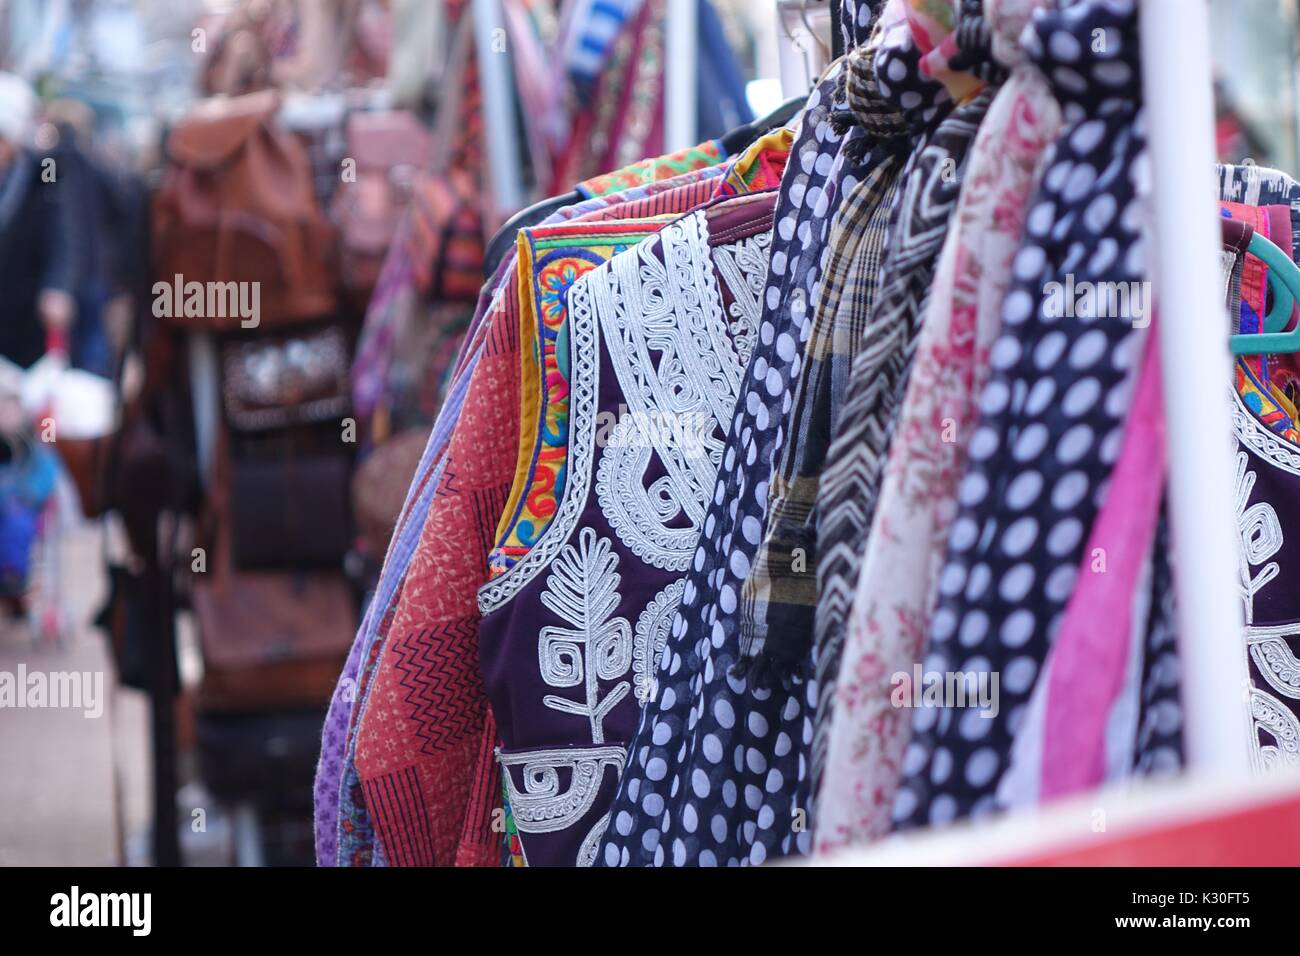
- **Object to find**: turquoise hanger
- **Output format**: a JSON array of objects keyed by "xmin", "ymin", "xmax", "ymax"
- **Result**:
[{"xmin": 1231, "ymin": 231, "xmax": 1300, "ymax": 355}]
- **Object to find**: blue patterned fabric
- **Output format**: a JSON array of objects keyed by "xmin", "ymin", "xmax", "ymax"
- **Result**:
[{"xmin": 892, "ymin": 0, "xmax": 1151, "ymax": 830}]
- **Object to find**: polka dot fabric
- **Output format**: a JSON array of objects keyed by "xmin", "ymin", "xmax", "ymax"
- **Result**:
[
  {"xmin": 891, "ymin": 0, "xmax": 1152, "ymax": 831},
  {"xmin": 594, "ymin": 66, "xmax": 852, "ymax": 868},
  {"xmin": 1132, "ymin": 516, "xmax": 1183, "ymax": 777}
]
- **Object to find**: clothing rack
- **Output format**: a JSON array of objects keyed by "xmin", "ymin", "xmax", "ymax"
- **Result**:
[
  {"xmin": 665, "ymin": 0, "xmax": 699, "ymax": 151},
  {"xmin": 472, "ymin": 0, "xmax": 525, "ymax": 224},
  {"xmin": 1140, "ymin": 0, "xmax": 1251, "ymax": 774}
]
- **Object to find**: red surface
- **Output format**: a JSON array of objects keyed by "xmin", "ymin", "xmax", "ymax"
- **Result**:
[{"xmin": 998, "ymin": 791, "xmax": 1300, "ymax": 866}]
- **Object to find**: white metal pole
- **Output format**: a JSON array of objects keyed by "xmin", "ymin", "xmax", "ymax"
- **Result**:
[
  {"xmin": 665, "ymin": 0, "xmax": 698, "ymax": 152},
  {"xmin": 1140, "ymin": 0, "xmax": 1252, "ymax": 775},
  {"xmin": 472, "ymin": 0, "xmax": 525, "ymax": 224}
]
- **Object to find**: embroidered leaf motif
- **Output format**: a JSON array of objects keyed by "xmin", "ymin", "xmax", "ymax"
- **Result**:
[{"xmin": 539, "ymin": 528, "xmax": 632, "ymax": 743}]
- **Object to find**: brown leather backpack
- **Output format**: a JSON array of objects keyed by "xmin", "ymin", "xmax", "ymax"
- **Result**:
[{"xmin": 153, "ymin": 90, "xmax": 337, "ymax": 331}]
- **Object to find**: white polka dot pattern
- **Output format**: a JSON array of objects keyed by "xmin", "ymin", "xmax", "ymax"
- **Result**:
[
  {"xmin": 892, "ymin": 0, "xmax": 1152, "ymax": 831},
  {"xmin": 596, "ymin": 68, "xmax": 852, "ymax": 867}
]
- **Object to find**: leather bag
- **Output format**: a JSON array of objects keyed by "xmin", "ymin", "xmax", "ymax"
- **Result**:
[{"xmin": 152, "ymin": 90, "xmax": 337, "ymax": 330}]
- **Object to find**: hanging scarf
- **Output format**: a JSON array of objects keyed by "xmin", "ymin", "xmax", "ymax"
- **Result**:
[
  {"xmin": 735, "ymin": 17, "xmax": 912, "ymax": 677},
  {"xmin": 892, "ymin": 0, "xmax": 1150, "ymax": 831},
  {"xmin": 814, "ymin": 0, "xmax": 1056, "ymax": 849},
  {"xmin": 596, "ymin": 1, "xmax": 879, "ymax": 869}
]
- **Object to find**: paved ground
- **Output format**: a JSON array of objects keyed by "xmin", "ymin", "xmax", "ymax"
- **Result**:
[{"xmin": 0, "ymin": 523, "xmax": 151, "ymax": 866}]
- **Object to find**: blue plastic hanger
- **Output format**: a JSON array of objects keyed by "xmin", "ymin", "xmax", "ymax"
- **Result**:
[{"xmin": 1231, "ymin": 231, "xmax": 1300, "ymax": 355}]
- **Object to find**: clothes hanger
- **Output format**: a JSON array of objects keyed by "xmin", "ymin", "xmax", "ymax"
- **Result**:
[
  {"xmin": 798, "ymin": 0, "xmax": 833, "ymax": 65},
  {"xmin": 830, "ymin": 0, "xmax": 844, "ymax": 60},
  {"xmin": 484, "ymin": 93, "xmax": 807, "ymax": 280},
  {"xmin": 482, "ymin": 190, "xmax": 580, "ymax": 280},
  {"xmin": 1230, "ymin": 231, "xmax": 1300, "ymax": 355},
  {"xmin": 720, "ymin": 95, "xmax": 806, "ymax": 154}
]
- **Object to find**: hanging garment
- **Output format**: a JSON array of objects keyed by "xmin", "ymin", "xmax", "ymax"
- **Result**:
[
  {"xmin": 1010, "ymin": 218, "xmax": 1259, "ymax": 804},
  {"xmin": 550, "ymin": 0, "xmax": 751, "ymax": 194},
  {"xmin": 561, "ymin": 0, "xmax": 644, "ymax": 91},
  {"xmin": 805, "ymin": 4, "xmax": 981, "ymax": 802},
  {"xmin": 1002, "ymin": 225, "xmax": 1266, "ymax": 804},
  {"xmin": 351, "ymin": 13, "xmax": 484, "ymax": 435},
  {"xmin": 1034, "ymin": 323, "xmax": 1163, "ymax": 799},
  {"xmin": 489, "ymin": 140, "xmax": 789, "ymax": 579},
  {"xmin": 319, "ymin": 247, "xmax": 518, "ymax": 867},
  {"xmin": 322, "ymin": 167, "xmax": 736, "ymax": 868},
  {"xmin": 550, "ymin": 0, "xmax": 667, "ymax": 194},
  {"xmin": 474, "ymin": 143, "xmax": 787, "ymax": 867},
  {"xmin": 341, "ymin": 163, "xmax": 740, "ymax": 868},
  {"xmin": 340, "ymin": 270, "xmax": 522, "ymax": 867},
  {"xmin": 814, "ymin": 0, "xmax": 1058, "ymax": 849},
  {"xmin": 1217, "ymin": 162, "xmax": 1300, "ymax": 773},
  {"xmin": 597, "ymin": 4, "xmax": 878, "ymax": 869},
  {"xmin": 477, "ymin": 189, "xmax": 778, "ymax": 866},
  {"xmin": 892, "ymin": 0, "xmax": 1151, "ymax": 831}
]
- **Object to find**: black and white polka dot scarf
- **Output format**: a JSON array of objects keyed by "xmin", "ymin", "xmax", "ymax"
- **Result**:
[{"xmin": 892, "ymin": 0, "xmax": 1152, "ymax": 831}]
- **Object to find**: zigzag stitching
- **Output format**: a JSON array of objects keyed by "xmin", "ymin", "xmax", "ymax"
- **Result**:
[{"xmin": 390, "ymin": 619, "xmax": 485, "ymax": 755}]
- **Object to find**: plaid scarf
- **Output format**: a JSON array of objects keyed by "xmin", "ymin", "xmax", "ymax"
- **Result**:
[{"xmin": 735, "ymin": 28, "xmax": 911, "ymax": 677}]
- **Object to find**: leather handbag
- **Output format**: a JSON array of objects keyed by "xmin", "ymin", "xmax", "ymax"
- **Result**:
[
  {"xmin": 229, "ymin": 451, "xmax": 352, "ymax": 569},
  {"xmin": 194, "ymin": 568, "xmax": 356, "ymax": 712},
  {"xmin": 330, "ymin": 109, "xmax": 432, "ymax": 300},
  {"xmin": 152, "ymin": 90, "xmax": 337, "ymax": 330},
  {"xmin": 222, "ymin": 326, "xmax": 351, "ymax": 431}
]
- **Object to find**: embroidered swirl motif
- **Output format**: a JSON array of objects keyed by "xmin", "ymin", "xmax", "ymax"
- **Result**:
[
  {"xmin": 1250, "ymin": 689, "xmax": 1300, "ymax": 771},
  {"xmin": 577, "ymin": 812, "xmax": 611, "ymax": 867},
  {"xmin": 1234, "ymin": 435, "xmax": 1300, "ymax": 771},
  {"xmin": 633, "ymin": 580, "xmax": 685, "ymax": 704},
  {"xmin": 712, "ymin": 229, "xmax": 770, "ymax": 370},
  {"xmin": 1249, "ymin": 632, "xmax": 1300, "ymax": 700},
  {"xmin": 538, "ymin": 527, "xmax": 633, "ymax": 743},
  {"xmin": 1233, "ymin": 388, "xmax": 1300, "ymax": 478},
  {"xmin": 593, "ymin": 213, "xmax": 766, "ymax": 569},
  {"xmin": 498, "ymin": 746, "xmax": 626, "ymax": 834}
]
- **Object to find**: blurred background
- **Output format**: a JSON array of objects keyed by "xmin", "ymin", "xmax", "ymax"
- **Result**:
[{"xmin": 0, "ymin": 0, "xmax": 1295, "ymax": 867}]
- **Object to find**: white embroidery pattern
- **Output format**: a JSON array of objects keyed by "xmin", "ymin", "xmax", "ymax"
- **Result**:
[
  {"xmin": 499, "ymin": 746, "xmax": 626, "ymax": 834},
  {"xmin": 477, "ymin": 269, "xmax": 603, "ymax": 614},
  {"xmin": 1248, "ymin": 626, "xmax": 1300, "ymax": 699},
  {"xmin": 633, "ymin": 580, "xmax": 685, "ymax": 704},
  {"xmin": 1250, "ymin": 688, "xmax": 1300, "ymax": 771},
  {"xmin": 1233, "ymin": 388, "xmax": 1300, "ymax": 477},
  {"xmin": 538, "ymin": 527, "xmax": 632, "ymax": 743},
  {"xmin": 1233, "ymin": 428, "xmax": 1300, "ymax": 771},
  {"xmin": 594, "ymin": 213, "xmax": 765, "ymax": 570},
  {"xmin": 712, "ymin": 227, "xmax": 769, "ymax": 370},
  {"xmin": 577, "ymin": 812, "xmax": 611, "ymax": 867},
  {"xmin": 481, "ymin": 210, "xmax": 768, "ymax": 865}
]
